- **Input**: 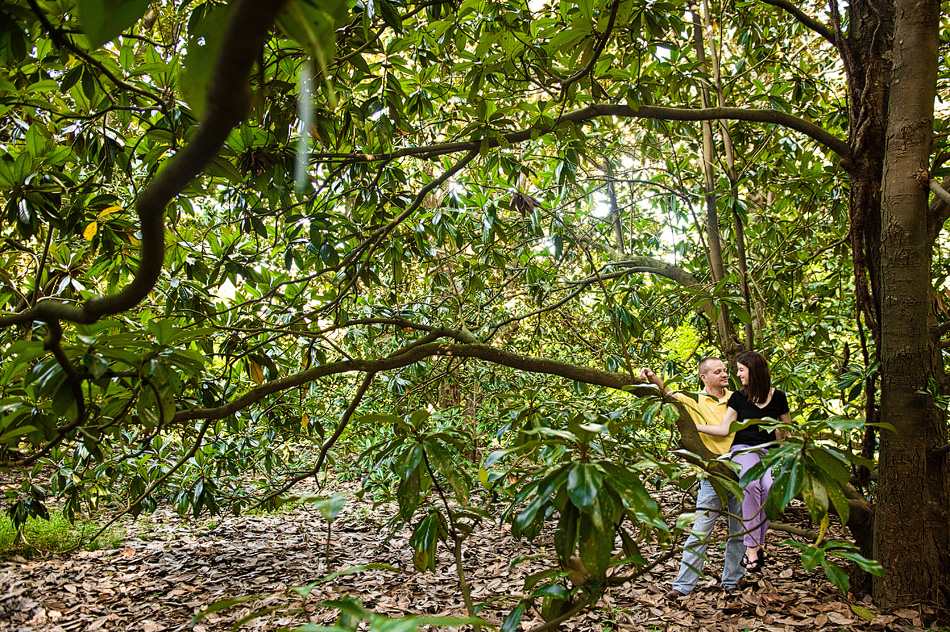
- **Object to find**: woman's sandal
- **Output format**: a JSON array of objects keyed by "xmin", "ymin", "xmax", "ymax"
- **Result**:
[{"xmin": 741, "ymin": 552, "xmax": 766, "ymax": 572}]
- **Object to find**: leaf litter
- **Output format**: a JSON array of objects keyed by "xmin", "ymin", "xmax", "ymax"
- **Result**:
[{"xmin": 0, "ymin": 480, "xmax": 936, "ymax": 631}]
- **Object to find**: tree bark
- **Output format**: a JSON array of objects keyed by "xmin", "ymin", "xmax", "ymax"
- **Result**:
[
  {"xmin": 874, "ymin": 0, "xmax": 950, "ymax": 608},
  {"xmin": 604, "ymin": 160, "xmax": 625, "ymax": 251},
  {"xmin": 700, "ymin": 0, "xmax": 754, "ymax": 351},
  {"xmin": 689, "ymin": 5, "xmax": 741, "ymax": 361}
]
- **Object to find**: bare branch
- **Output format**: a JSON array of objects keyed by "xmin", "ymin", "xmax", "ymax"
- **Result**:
[
  {"xmin": 43, "ymin": 320, "xmax": 85, "ymax": 423},
  {"xmin": 327, "ymin": 148, "xmax": 481, "ymax": 311},
  {"xmin": 78, "ymin": 417, "xmax": 217, "ymax": 549},
  {"xmin": 761, "ymin": 0, "xmax": 837, "ymax": 44},
  {"xmin": 927, "ymin": 175, "xmax": 950, "ymax": 240},
  {"xmin": 258, "ymin": 372, "xmax": 378, "ymax": 507},
  {"xmin": 25, "ymin": 0, "xmax": 169, "ymax": 115},
  {"xmin": 771, "ymin": 521, "xmax": 820, "ymax": 540},
  {"xmin": 930, "ymin": 179, "xmax": 950, "ymax": 207},
  {"xmin": 315, "ymin": 104, "xmax": 852, "ymax": 169},
  {"xmin": 171, "ymin": 337, "xmax": 659, "ymax": 425}
]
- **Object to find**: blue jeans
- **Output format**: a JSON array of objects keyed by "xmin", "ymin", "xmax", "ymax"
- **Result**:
[{"xmin": 672, "ymin": 478, "xmax": 746, "ymax": 593}]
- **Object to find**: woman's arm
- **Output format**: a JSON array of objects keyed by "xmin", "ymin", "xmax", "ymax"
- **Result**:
[
  {"xmin": 696, "ymin": 407, "xmax": 736, "ymax": 437},
  {"xmin": 775, "ymin": 412, "xmax": 792, "ymax": 441}
]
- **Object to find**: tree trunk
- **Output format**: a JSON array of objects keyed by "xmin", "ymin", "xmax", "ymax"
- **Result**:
[
  {"xmin": 604, "ymin": 161, "xmax": 625, "ymax": 251},
  {"xmin": 700, "ymin": 0, "xmax": 754, "ymax": 351},
  {"xmin": 689, "ymin": 5, "xmax": 740, "ymax": 361},
  {"xmin": 874, "ymin": 0, "xmax": 950, "ymax": 609},
  {"xmin": 843, "ymin": 0, "xmax": 891, "ymax": 344}
]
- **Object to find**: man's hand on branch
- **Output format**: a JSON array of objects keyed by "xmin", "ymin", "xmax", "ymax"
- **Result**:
[{"xmin": 638, "ymin": 368, "xmax": 669, "ymax": 394}]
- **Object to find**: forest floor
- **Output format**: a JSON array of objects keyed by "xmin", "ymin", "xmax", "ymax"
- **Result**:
[{"xmin": 0, "ymin": 478, "xmax": 940, "ymax": 632}]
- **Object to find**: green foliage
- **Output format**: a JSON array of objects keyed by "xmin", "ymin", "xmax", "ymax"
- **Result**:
[
  {"xmin": 784, "ymin": 540, "xmax": 884, "ymax": 595},
  {"xmin": 192, "ymin": 591, "xmax": 487, "ymax": 631},
  {"xmin": 77, "ymin": 0, "xmax": 151, "ymax": 49},
  {"xmin": 0, "ymin": 0, "xmax": 917, "ymax": 616}
]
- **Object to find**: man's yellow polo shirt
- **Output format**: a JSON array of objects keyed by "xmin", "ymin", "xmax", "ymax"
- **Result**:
[{"xmin": 672, "ymin": 389, "xmax": 733, "ymax": 455}]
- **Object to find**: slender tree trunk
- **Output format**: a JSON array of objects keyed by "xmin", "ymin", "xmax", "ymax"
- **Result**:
[
  {"xmin": 874, "ymin": 0, "xmax": 950, "ymax": 608},
  {"xmin": 700, "ymin": 0, "xmax": 754, "ymax": 350},
  {"xmin": 604, "ymin": 161, "xmax": 625, "ymax": 251},
  {"xmin": 689, "ymin": 5, "xmax": 739, "ymax": 360}
]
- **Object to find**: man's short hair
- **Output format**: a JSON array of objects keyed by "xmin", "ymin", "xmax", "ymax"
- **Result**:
[{"xmin": 697, "ymin": 356, "xmax": 723, "ymax": 375}]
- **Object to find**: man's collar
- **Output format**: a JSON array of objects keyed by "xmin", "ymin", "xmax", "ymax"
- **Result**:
[{"xmin": 701, "ymin": 387, "xmax": 732, "ymax": 402}]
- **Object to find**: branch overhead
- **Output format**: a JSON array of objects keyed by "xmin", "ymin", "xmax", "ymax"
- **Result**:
[
  {"xmin": 760, "ymin": 0, "xmax": 837, "ymax": 44},
  {"xmin": 317, "ymin": 104, "xmax": 853, "ymax": 171}
]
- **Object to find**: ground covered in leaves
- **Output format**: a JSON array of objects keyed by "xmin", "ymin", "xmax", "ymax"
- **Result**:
[{"xmin": 0, "ymin": 480, "xmax": 940, "ymax": 632}]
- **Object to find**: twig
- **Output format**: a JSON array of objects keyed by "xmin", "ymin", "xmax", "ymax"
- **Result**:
[
  {"xmin": 326, "ymin": 148, "xmax": 480, "ymax": 314},
  {"xmin": 24, "ymin": 0, "xmax": 169, "ymax": 115},
  {"xmin": 309, "ymin": 103, "xmax": 852, "ymax": 169},
  {"xmin": 559, "ymin": 0, "xmax": 622, "ymax": 98},
  {"xmin": 69, "ymin": 417, "xmax": 217, "ymax": 551},
  {"xmin": 760, "ymin": 0, "xmax": 836, "ymax": 44},
  {"xmin": 257, "ymin": 371, "xmax": 377, "ymax": 507},
  {"xmin": 421, "ymin": 449, "xmax": 479, "ymax": 625}
]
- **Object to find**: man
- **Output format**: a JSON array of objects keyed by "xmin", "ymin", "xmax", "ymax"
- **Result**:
[{"xmin": 639, "ymin": 357, "xmax": 745, "ymax": 598}]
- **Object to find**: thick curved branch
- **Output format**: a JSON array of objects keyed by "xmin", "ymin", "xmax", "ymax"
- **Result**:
[
  {"xmin": 760, "ymin": 0, "xmax": 836, "ymax": 45},
  {"xmin": 0, "ymin": 0, "xmax": 288, "ymax": 328},
  {"xmin": 43, "ymin": 320, "xmax": 85, "ymax": 423},
  {"xmin": 610, "ymin": 257, "xmax": 705, "ymax": 288},
  {"xmin": 172, "ymin": 339, "xmax": 658, "ymax": 424},
  {"xmin": 566, "ymin": 250, "xmax": 723, "ymax": 333},
  {"xmin": 316, "ymin": 103, "xmax": 852, "ymax": 169},
  {"xmin": 576, "ymin": 240, "xmax": 707, "ymax": 289}
]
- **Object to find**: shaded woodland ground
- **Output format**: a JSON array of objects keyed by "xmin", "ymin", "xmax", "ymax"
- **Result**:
[{"xmin": 0, "ymin": 479, "xmax": 938, "ymax": 632}]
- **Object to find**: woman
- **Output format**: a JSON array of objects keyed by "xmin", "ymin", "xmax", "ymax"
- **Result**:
[{"xmin": 696, "ymin": 351, "xmax": 791, "ymax": 572}]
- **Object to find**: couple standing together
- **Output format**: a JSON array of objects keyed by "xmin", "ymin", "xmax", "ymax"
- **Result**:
[{"xmin": 639, "ymin": 351, "xmax": 792, "ymax": 599}]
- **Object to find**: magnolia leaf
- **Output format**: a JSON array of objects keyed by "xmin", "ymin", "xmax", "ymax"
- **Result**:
[
  {"xmin": 77, "ymin": 0, "xmax": 151, "ymax": 48},
  {"xmin": 190, "ymin": 595, "xmax": 262, "ymax": 624},
  {"xmin": 181, "ymin": 3, "xmax": 233, "ymax": 117}
]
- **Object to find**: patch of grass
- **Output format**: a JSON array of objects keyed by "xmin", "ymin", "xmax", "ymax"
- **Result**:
[{"xmin": 0, "ymin": 511, "xmax": 124, "ymax": 559}]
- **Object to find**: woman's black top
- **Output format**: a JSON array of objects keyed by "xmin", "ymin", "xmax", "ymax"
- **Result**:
[{"xmin": 728, "ymin": 389, "xmax": 789, "ymax": 446}]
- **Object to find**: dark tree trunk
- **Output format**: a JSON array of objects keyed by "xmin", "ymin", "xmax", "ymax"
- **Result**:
[
  {"xmin": 842, "ymin": 0, "xmax": 892, "ymax": 344},
  {"xmin": 874, "ymin": 0, "xmax": 950, "ymax": 609}
]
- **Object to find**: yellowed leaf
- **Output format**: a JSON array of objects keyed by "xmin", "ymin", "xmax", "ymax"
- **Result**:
[
  {"xmin": 83, "ymin": 221, "xmax": 98, "ymax": 240},
  {"xmin": 98, "ymin": 205, "xmax": 122, "ymax": 218},
  {"xmin": 250, "ymin": 360, "xmax": 264, "ymax": 384},
  {"xmin": 850, "ymin": 604, "xmax": 875, "ymax": 621},
  {"xmin": 816, "ymin": 512, "xmax": 829, "ymax": 544},
  {"xmin": 301, "ymin": 412, "xmax": 308, "ymax": 429}
]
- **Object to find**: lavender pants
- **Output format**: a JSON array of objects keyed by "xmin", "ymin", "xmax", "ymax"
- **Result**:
[{"xmin": 729, "ymin": 444, "xmax": 773, "ymax": 547}]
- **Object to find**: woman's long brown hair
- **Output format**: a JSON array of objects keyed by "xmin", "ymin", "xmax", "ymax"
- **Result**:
[{"xmin": 737, "ymin": 351, "xmax": 771, "ymax": 404}]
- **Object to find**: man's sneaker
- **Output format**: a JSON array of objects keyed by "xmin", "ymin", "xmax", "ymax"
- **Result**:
[{"xmin": 665, "ymin": 589, "xmax": 687, "ymax": 600}]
